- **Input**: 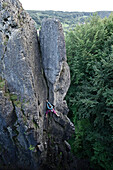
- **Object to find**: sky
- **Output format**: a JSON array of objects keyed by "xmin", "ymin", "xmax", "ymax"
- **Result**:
[{"xmin": 19, "ymin": 0, "xmax": 113, "ymax": 12}]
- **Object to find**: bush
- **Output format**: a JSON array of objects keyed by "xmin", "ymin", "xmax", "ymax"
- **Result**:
[{"xmin": 66, "ymin": 14, "xmax": 113, "ymax": 169}]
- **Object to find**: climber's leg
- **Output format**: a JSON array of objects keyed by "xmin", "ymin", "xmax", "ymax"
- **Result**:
[
  {"xmin": 46, "ymin": 110, "xmax": 51, "ymax": 118},
  {"xmin": 52, "ymin": 109, "xmax": 59, "ymax": 117}
]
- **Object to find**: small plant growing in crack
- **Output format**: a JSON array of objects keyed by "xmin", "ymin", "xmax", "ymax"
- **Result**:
[
  {"xmin": 0, "ymin": 79, "xmax": 5, "ymax": 89},
  {"xmin": 3, "ymin": 36, "xmax": 9, "ymax": 46},
  {"xmin": 29, "ymin": 145, "xmax": 35, "ymax": 151}
]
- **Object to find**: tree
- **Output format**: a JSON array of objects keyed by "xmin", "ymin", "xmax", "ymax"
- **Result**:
[{"xmin": 66, "ymin": 14, "xmax": 113, "ymax": 169}]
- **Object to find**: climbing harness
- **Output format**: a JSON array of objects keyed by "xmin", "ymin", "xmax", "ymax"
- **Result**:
[{"xmin": 46, "ymin": 100, "xmax": 59, "ymax": 117}]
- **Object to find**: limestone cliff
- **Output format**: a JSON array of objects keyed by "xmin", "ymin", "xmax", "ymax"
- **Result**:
[
  {"xmin": 39, "ymin": 18, "xmax": 75, "ymax": 169},
  {"xmin": 0, "ymin": 0, "xmax": 74, "ymax": 169}
]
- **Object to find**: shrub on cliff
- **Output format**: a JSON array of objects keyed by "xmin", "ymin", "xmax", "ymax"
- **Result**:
[{"xmin": 66, "ymin": 14, "xmax": 113, "ymax": 169}]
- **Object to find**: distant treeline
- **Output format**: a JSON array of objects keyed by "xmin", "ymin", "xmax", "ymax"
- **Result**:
[{"xmin": 27, "ymin": 10, "xmax": 112, "ymax": 33}]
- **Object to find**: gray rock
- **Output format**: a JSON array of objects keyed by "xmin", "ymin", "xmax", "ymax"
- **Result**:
[
  {"xmin": 0, "ymin": 0, "xmax": 47, "ymax": 169},
  {"xmin": 39, "ymin": 18, "xmax": 75, "ymax": 169},
  {"xmin": 39, "ymin": 18, "xmax": 70, "ymax": 109},
  {"xmin": 0, "ymin": 0, "xmax": 75, "ymax": 169},
  {"xmin": 39, "ymin": 18, "xmax": 66, "ymax": 84}
]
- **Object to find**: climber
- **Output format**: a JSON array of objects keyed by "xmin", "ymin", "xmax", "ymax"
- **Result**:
[{"xmin": 46, "ymin": 100, "xmax": 59, "ymax": 118}]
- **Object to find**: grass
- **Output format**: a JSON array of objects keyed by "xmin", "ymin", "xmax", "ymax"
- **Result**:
[
  {"xmin": 4, "ymin": 37, "xmax": 8, "ymax": 46},
  {"xmin": 13, "ymin": 100, "xmax": 21, "ymax": 108},
  {"xmin": 10, "ymin": 94, "xmax": 18, "ymax": 101},
  {"xmin": 4, "ymin": 92, "xmax": 10, "ymax": 97},
  {"xmin": 29, "ymin": 145, "xmax": 35, "ymax": 151},
  {"xmin": 0, "ymin": 80, "xmax": 5, "ymax": 89},
  {"xmin": 10, "ymin": 94, "xmax": 22, "ymax": 108}
]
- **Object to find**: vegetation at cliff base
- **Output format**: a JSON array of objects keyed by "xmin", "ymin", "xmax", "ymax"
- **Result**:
[{"xmin": 66, "ymin": 14, "xmax": 113, "ymax": 169}]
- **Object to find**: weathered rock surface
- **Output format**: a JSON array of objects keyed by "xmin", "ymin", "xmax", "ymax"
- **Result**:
[
  {"xmin": 0, "ymin": 0, "xmax": 47, "ymax": 169},
  {"xmin": 39, "ymin": 18, "xmax": 70, "ymax": 114},
  {"xmin": 0, "ymin": 0, "xmax": 75, "ymax": 169},
  {"xmin": 39, "ymin": 18, "xmax": 75, "ymax": 170}
]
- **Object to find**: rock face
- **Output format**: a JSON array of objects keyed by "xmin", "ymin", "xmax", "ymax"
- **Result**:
[
  {"xmin": 39, "ymin": 18, "xmax": 70, "ymax": 113},
  {"xmin": 0, "ymin": 0, "xmax": 47, "ymax": 169},
  {"xmin": 0, "ymin": 0, "xmax": 74, "ymax": 169},
  {"xmin": 39, "ymin": 18, "xmax": 75, "ymax": 169}
]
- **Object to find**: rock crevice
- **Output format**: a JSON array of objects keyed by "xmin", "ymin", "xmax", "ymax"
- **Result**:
[{"xmin": 0, "ymin": 0, "xmax": 75, "ymax": 169}]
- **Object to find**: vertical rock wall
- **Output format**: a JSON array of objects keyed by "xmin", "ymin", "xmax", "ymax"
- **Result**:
[
  {"xmin": 39, "ymin": 18, "xmax": 75, "ymax": 170},
  {"xmin": 0, "ymin": 0, "xmax": 75, "ymax": 169},
  {"xmin": 39, "ymin": 18, "xmax": 70, "ymax": 114},
  {"xmin": 0, "ymin": 0, "xmax": 48, "ymax": 169}
]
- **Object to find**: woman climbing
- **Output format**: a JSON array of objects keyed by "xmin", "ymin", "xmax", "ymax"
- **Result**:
[{"xmin": 46, "ymin": 100, "xmax": 59, "ymax": 118}]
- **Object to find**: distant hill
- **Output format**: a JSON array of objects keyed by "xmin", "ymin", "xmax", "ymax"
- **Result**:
[{"xmin": 27, "ymin": 10, "xmax": 113, "ymax": 34}]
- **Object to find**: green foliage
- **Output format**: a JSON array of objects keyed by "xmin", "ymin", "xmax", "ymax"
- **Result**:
[
  {"xmin": 59, "ymin": 152, "xmax": 62, "ymax": 156},
  {"xmin": 29, "ymin": 145, "xmax": 35, "ymax": 151},
  {"xmin": 10, "ymin": 94, "xmax": 21, "ymax": 107},
  {"xmin": 66, "ymin": 14, "xmax": 113, "ymax": 169},
  {"xmin": 10, "ymin": 94, "xmax": 18, "ymax": 101},
  {"xmin": 27, "ymin": 10, "xmax": 112, "ymax": 34},
  {"xmin": 10, "ymin": 94, "xmax": 26, "ymax": 108},
  {"xmin": 0, "ymin": 79, "xmax": 5, "ymax": 89},
  {"xmin": 3, "ymin": 36, "xmax": 9, "ymax": 46}
]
